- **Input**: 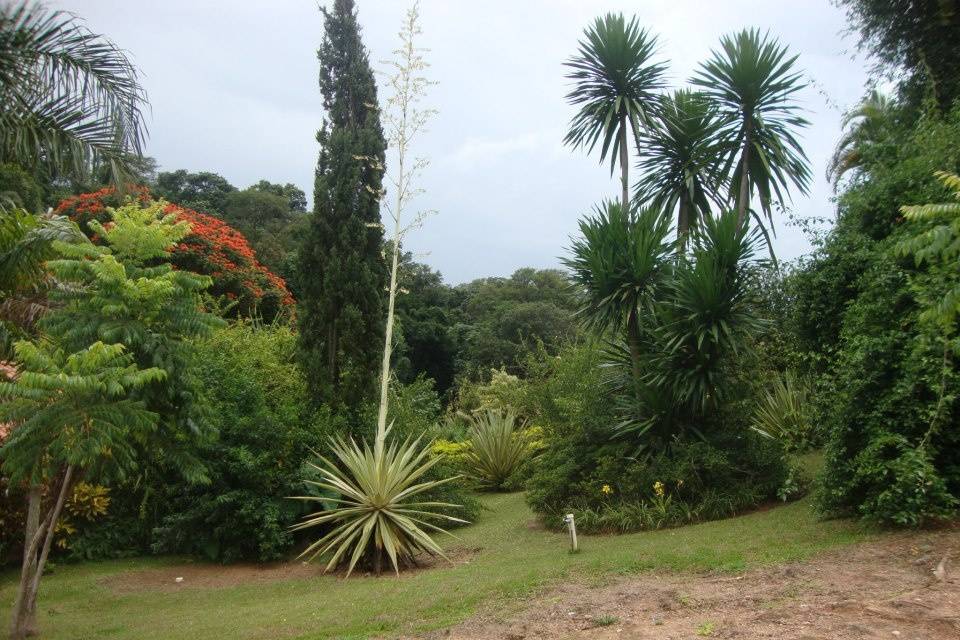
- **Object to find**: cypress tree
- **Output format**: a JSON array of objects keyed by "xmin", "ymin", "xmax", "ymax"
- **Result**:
[{"xmin": 298, "ymin": 0, "xmax": 387, "ymax": 410}]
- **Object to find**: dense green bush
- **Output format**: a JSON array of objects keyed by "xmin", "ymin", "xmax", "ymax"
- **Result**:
[
  {"xmin": 795, "ymin": 103, "xmax": 960, "ymax": 526},
  {"xmin": 149, "ymin": 322, "xmax": 324, "ymax": 562},
  {"xmin": 521, "ymin": 341, "xmax": 787, "ymax": 532}
]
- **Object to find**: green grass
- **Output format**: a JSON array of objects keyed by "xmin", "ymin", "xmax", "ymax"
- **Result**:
[{"xmin": 1, "ymin": 493, "xmax": 870, "ymax": 639}]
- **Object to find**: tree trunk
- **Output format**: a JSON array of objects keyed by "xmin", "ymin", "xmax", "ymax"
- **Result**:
[
  {"xmin": 9, "ymin": 466, "xmax": 73, "ymax": 640},
  {"xmin": 20, "ymin": 486, "xmax": 41, "ymax": 636},
  {"xmin": 626, "ymin": 307, "xmax": 643, "ymax": 396},
  {"xmin": 677, "ymin": 192, "xmax": 690, "ymax": 252},
  {"xmin": 736, "ymin": 117, "xmax": 752, "ymax": 227},
  {"xmin": 619, "ymin": 114, "xmax": 630, "ymax": 212}
]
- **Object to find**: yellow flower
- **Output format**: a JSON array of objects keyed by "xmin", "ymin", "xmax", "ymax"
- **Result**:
[
  {"xmin": 677, "ymin": 479, "xmax": 685, "ymax": 488},
  {"xmin": 653, "ymin": 481, "xmax": 665, "ymax": 498},
  {"xmin": 601, "ymin": 484, "xmax": 613, "ymax": 495}
]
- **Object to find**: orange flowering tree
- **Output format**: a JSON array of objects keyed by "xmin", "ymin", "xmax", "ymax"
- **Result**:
[{"xmin": 55, "ymin": 188, "xmax": 294, "ymax": 320}]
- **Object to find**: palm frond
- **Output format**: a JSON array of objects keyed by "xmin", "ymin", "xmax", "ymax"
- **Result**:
[{"xmin": 0, "ymin": 1, "xmax": 148, "ymax": 185}]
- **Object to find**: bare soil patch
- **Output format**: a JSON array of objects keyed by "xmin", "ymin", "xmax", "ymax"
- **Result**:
[
  {"xmin": 102, "ymin": 546, "xmax": 481, "ymax": 593},
  {"xmin": 424, "ymin": 525, "xmax": 960, "ymax": 640}
]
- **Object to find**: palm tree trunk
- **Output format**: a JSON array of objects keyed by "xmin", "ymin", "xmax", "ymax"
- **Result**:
[
  {"xmin": 619, "ymin": 113, "xmax": 630, "ymax": 212},
  {"xmin": 677, "ymin": 192, "xmax": 690, "ymax": 251},
  {"xmin": 736, "ymin": 118, "xmax": 752, "ymax": 227},
  {"xmin": 626, "ymin": 307, "xmax": 643, "ymax": 395}
]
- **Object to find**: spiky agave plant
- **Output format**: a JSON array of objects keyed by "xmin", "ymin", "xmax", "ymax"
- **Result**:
[
  {"xmin": 464, "ymin": 410, "xmax": 528, "ymax": 490},
  {"xmin": 291, "ymin": 425, "xmax": 466, "ymax": 576},
  {"xmin": 750, "ymin": 371, "xmax": 812, "ymax": 452}
]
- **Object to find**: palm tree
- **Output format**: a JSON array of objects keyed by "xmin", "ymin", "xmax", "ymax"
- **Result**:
[
  {"xmin": 692, "ymin": 29, "xmax": 811, "ymax": 237},
  {"xmin": 0, "ymin": 206, "xmax": 83, "ymax": 357},
  {"xmin": 634, "ymin": 90, "xmax": 726, "ymax": 246},
  {"xmin": 827, "ymin": 90, "xmax": 894, "ymax": 186},
  {"xmin": 563, "ymin": 202, "xmax": 673, "ymax": 390},
  {"xmin": 564, "ymin": 13, "xmax": 667, "ymax": 210},
  {"xmin": 0, "ymin": 1, "xmax": 148, "ymax": 187}
]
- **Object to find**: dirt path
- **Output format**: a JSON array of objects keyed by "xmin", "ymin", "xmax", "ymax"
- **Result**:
[{"xmin": 425, "ymin": 526, "xmax": 959, "ymax": 640}]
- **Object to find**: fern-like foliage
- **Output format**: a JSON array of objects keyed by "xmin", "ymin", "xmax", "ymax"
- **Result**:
[
  {"xmin": 41, "ymin": 199, "xmax": 224, "ymax": 482},
  {"xmin": 0, "ymin": 339, "xmax": 165, "ymax": 484},
  {"xmin": 896, "ymin": 172, "xmax": 960, "ymax": 334}
]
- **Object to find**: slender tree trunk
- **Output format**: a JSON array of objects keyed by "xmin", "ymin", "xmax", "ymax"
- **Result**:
[
  {"xmin": 736, "ymin": 117, "xmax": 752, "ymax": 227},
  {"xmin": 9, "ymin": 466, "xmax": 73, "ymax": 640},
  {"xmin": 619, "ymin": 114, "xmax": 630, "ymax": 212},
  {"xmin": 626, "ymin": 307, "xmax": 643, "ymax": 396},
  {"xmin": 677, "ymin": 192, "xmax": 690, "ymax": 252},
  {"xmin": 20, "ymin": 486, "xmax": 41, "ymax": 636}
]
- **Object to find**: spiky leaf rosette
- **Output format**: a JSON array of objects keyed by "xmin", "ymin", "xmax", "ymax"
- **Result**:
[
  {"xmin": 563, "ymin": 13, "xmax": 667, "ymax": 172},
  {"xmin": 634, "ymin": 90, "xmax": 727, "ymax": 234},
  {"xmin": 563, "ymin": 201, "xmax": 674, "ymax": 334},
  {"xmin": 463, "ymin": 410, "xmax": 528, "ymax": 490},
  {"xmin": 692, "ymin": 28, "xmax": 811, "ymax": 235},
  {"xmin": 652, "ymin": 211, "xmax": 765, "ymax": 414},
  {"xmin": 292, "ymin": 425, "xmax": 465, "ymax": 576}
]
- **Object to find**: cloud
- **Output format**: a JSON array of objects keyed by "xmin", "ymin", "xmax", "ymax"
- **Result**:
[{"xmin": 448, "ymin": 130, "xmax": 564, "ymax": 170}]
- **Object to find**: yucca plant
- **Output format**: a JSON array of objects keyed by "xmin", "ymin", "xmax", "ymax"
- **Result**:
[
  {"xmin": 605, "ymin": 212, "xmax": 765, "ymax": 444},
  {"xmin": 750, "ymin": 371, "xmax": 812, "ymax": 453},
  {"xmin": 634, "ymin": 89, "xmax": 726, "ymax": 244},
  {"xmin": 564, "ymin": 13, "xmax": 667, "ymax": 209},
  {"xmin": 563, "ymin": 201, "xmax": 674, "ymax": 390},
  {"xmin": 291, "ymin": 425, "xmax": 466, "ymax": 576},
  {"xmin": 293, "ymin": 3, "xmax": 461, "ymax": 580},
  {"xmin": 464, "ymin": 410, "xmax": 528, "ymax": 490},
  {"xmin": 654, "ymin": 212, "xmax": 765, "ymax": 414},
  {"xmin": 692, "ymin": 28, "xmax": 810, "ymax": 239}
]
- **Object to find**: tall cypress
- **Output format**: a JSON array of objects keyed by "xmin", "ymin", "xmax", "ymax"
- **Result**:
[{"xmin": 298, "ymin": 0, "xmax": 387, "ymax": 410}]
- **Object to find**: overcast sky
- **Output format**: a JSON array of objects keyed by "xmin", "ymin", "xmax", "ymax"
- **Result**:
[{"xmin": 54, "ymin": 0, "xmax": 870, "ymax": 284}]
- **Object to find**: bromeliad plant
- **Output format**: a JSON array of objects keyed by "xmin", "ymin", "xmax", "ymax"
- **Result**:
[{"xmin": 464, "ymin": 410, "xmax": 528, "ymax": 490}]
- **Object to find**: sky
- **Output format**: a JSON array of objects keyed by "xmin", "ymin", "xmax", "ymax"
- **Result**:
[{"xmin": 54, "ymin": 0, "xmax": 871, "ymax": 284}]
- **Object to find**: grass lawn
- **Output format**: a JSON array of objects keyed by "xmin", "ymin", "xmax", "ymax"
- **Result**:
[{"xmin": 0, "ymin": 492, "xmax": 871, "ymax": 639}]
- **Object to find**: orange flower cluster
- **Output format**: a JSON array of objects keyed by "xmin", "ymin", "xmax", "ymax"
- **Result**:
[{"xmin": 55, "ymin": 187, "xmax": 294, "ymax": 318}]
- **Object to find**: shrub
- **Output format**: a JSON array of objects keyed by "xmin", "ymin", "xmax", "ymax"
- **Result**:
[
  {"xmin": 792, "ymin": 104, "xmax": 960, "ymax": 527},
  {"xmin": 463, "ymin": 411, "xmax": 529, "ymax": 490},
  {"xmin": 812, "ymin": 240, "xmax": 960, "ymax": 526},
  {"xmin": 523, "ymin": 342, "xmax": 787, "ymax": 532},
  {"xmin": 54, "ymin": 187, "xmax": 293, "ymax": 320},
  {"xmin": 145, "ymin": 322, "xmax": 322, "ymax": 562}
]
